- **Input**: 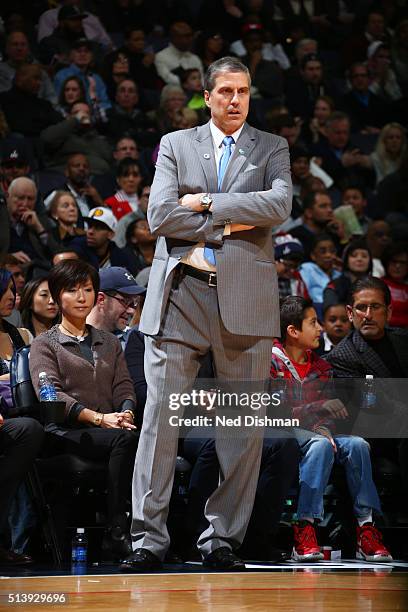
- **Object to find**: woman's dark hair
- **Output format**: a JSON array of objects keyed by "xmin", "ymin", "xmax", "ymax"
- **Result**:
[
  {"xmin": 58, "ymin": 75, "xmax": 86, "ymax": 107},
  {"xmin": 19, "ymin": 277, "xmax": 59, "ymax": 334},
  {"xmin": 125, "ymin": 216, "xmax": 146, "ymax": 245},
  {"xmin": 280, "ymin": 296, "xmax": 314, "ymax": 341},
  {"xmin": 348, "ymin": 277, "xmax": 392, "ymax": 306},
  {"xmin": 47, "ymin": 260, "xmax": 99, "ymax": 306},
  {"xmin": 342, "ymin": 239, "xmax": 373, "ymax": 274},
  {"xmin": 311, "ymin": 233, "xmax": 335, "ymax": 251},
  {"xmin": 116, "ymin": 157, "xmax": 142, "ymax": 179},
  {"xmin": 0, "ymin": 268, "xmax": 16, "ymax": 305},
  {"xmin": 381, "ymin": 242, "xmax": 408, "ymax": 275}
]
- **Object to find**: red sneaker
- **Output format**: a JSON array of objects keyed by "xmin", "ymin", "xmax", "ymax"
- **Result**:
[
  {"xmin": 356, "ymin": 523, "xmax": 393, "ymax": 562},
  {"xmin": 292, "ymin": 522, "xmax": 324, "ymax": 561}
]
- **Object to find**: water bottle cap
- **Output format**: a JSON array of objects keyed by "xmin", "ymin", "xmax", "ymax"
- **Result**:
[
  {"xmin": 77, "ymin": 528, "xmax": 85, "ymax": 533},
  {"xmin": 39, "ymin": 372, "xmax": 47, "ymax": 378},
  {"xmin": 365, "ymin": 374, "xmax": 374, "ymax": 380}
]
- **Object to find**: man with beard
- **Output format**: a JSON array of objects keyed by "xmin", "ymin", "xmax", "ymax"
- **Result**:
[{"xmin": 41, "ymin": 102, "xmax": 112, "ymax": 174}]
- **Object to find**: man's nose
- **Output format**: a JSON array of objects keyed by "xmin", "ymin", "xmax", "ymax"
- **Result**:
[{"xmin": 230, "ymin": 91, "xmax": 239, "ymax": 104}]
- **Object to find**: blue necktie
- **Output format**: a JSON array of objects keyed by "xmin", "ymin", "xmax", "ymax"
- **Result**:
[{"xmin": 204, "ymin": 136, "xmax": 234, "ymax": 265}]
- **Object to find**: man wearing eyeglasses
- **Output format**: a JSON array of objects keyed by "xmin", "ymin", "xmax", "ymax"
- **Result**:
[{"xmin": 326, "ymin": 276, "xmax": 408, "ymax": 526}]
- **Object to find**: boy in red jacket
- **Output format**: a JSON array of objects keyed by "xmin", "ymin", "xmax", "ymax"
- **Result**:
[{"xmin": 271, "ymin": 296, "xmax": 392, "ymax": 562}]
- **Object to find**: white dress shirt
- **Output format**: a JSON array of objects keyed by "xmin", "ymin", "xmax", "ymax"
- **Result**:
[{"xmin": 154, "ymin": 44, "xmax": 203, "ymax": 85}]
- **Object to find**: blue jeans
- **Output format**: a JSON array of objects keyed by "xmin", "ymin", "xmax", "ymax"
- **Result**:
[{"xmin": 295, "ymin": 429, "xmax": 382, "ymax": 521}]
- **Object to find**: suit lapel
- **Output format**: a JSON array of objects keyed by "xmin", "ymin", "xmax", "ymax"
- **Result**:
[
  {"xmin": 193, "ymin": 122, "xmax": 218, "ymax": 193},
  {"xmin": 222, "ymin": 123, "xmax": 256, "ymax": 192}
]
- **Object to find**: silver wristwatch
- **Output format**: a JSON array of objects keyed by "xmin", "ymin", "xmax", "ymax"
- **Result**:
[{"xmin": 200, "ymin": 193, "xmax": 213, "ymax": 210}]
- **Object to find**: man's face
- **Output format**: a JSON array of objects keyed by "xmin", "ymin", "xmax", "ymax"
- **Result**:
[
  {"xmin": 350, "ymin": 66, "xmax": 370, "ymax": 93},
  {"xmin": 301, "ymin": 60, "xmax": 322, "ymax": 85},
  {"xmin": 116, "ymin": 80, "xmax": 139, "ymax": 110},
  {"xmin": 307, "ymin": 193, "xmax": 333, "ymax": 226},
  {"xmin": 327, "ymin": 119, "xmax": 350, "ymax": 149},
  {"xmin": 204, "ymin": 70, "xmax": 250, "ymax": 135},
  {"xmin": 86, "ymin": 221, "xmax": 113, "ymax": 249},
  {"xmin": 292, "ymin": 157, "xmax": 310, "ymax": 180},
  {"xmin": 276, "ymin": 257, "xmax": 301, "ymax": 279},
  {"xmin": 70, "ymin": 46, "xmax": 92, "ymax": 69},
  {"xmin": 63, "ymin": 17, "xmax": 85, "ymax": 34},
  {"xmin": 114, "ymin": 138, "xmax": 139, "ymax": 161},
  {"xmin": 290, "ymin": 307, "xmax": 322, "ymax": 350},
  {"xmin": 7, "ymin": 182, "xmax": 37, "ymax": 220},
  {"xmin": 4, "ymin": 263, "xmax": 25, "ymax": 294},
  {"xmin": 66, "ymin": 154, "xmax": 90, "ymax": 185},
  {"xmin": 6, "ymin": 32, "xmax": 29, "ymax": 63},
  {"xmin": 171, "ymin": 23, "xmax": 194, "ymax": 52},
  {"xmin": 323, "ymin": 305, "xmax": 351, "ymax": 343},
  {"xmin": 126, "ymin": 30, "xmax": 145, "ymax": 54},
  {"xmin": 367, "ymin": 13, "xmax": 385, "ymax": 38},
  {"xmin": 367, "ymin": 221, "xmax": 391, "ymax": 252},
  {"xmin": 342, "ymin": 188, "xmax": 366, "ymax": 217},
  {"xmin": 102, "ymin": 292, "xmax": 137, "ymax": 331},
  {"xmin": 130, "ymin": 219, "xmax": 155, "ymax": 246},
  {"xmin": 280, "ymin": 125, "xmax": 300, "ymax": 147},
  {"xmin": 1, "ymin": 160, "xmax": 29, "ymax": 184},
  {"xmin": 347, "ymin": 288, "xmax": 391, "ymax": 340},
  {"xmin": 243, "ymin": 32, "xmax": 263, "ymax": 54},
  {"xmin": 311, "ymin": 239, "xmax": 336, "ymax": 272}
]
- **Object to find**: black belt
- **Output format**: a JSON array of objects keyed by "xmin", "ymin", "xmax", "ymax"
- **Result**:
[{"xmin": 179, "ymin": 264, "xmax": 217, "ymax": 287}]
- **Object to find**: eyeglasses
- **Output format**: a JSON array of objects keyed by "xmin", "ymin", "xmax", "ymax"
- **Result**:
[
  {"xmin": 352, "ymin": 303, "xmax": 386, "ymax": 315},
  {"xmin": 105, "ymin": 292, "xmax": 140, "ymax": 309}
]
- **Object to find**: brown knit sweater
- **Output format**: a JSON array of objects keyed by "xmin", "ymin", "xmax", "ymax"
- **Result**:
[{"xmin": 29, "ymin": 325, "xmax": 136, "ymax": 422}]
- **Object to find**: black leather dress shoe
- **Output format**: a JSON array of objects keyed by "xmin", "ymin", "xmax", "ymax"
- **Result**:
[
  {"xmin": 0, "ymin": 547, "xmax": 33, "ymax": 566},
  {"xmin": 203, "ymin": 547, "xmax": 246, "ymax": 571},
  {"xmin": 119, "ymin": 548, "xmax": 162, "ymax": 573}
]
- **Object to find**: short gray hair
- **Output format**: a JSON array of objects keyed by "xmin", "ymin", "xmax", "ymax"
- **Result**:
[{"xmin": 204, "ymin": 56, "xmax": 251, "ymax": 92}]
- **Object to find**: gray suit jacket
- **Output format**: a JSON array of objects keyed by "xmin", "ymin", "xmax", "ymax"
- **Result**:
[{"xmin": 140, "ymin": 121, "xmax": 292, "ymax": 337}]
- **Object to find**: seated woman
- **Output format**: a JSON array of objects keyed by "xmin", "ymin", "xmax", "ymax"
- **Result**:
[
  {"xmin": 48, "ymin": 191, "xmax": 85, "ymax": 245},
  {"xmin": 29, "ymin": 260, "xmax": 139, "ymax": 557},
  {"xmin": 381, "ymin": 242, "xmax": 408, "ymax": 328},
  {"xmin": 19, "ymin": 278, "xmax": 59, "ymax": 338},
  {"xmin": 105, "ymin": 158, "xmax": 143, "ymax": 220}
]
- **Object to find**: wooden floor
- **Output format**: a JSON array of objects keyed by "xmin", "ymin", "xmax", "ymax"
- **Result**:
[{"xmin": 1, "ymin": 570, "xmax": 407, "ymax": 611}]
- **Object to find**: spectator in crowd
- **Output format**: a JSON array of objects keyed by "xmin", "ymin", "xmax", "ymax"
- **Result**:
[
  {"xmin": 41, "ymin": 102, "xmax": 112, "ymax": 175},
  {"xmin": 299, "ymin": 234, "xmax": 341, "ymax": 318},
  {"xmin": 271, "ymin": 114, "xmax": 303, "ymax": 148},
  {"xmin": 149, "ymin": 85, "xmax": 188, "ymax": 135},
  {"xmin": 54, "ymin": 39, "xmax": 111, "ymax": 111},
  {"xmin": 0, "ymin": 31, "xmax": 57, "ymax": 105},
  {"xmin": 392, "ymin": 19, "xmax": 408, "ymax": 95},
  {"xmin": 37, "ymin": 1, "xmax": 113, "ymax": 50},
  {"xmin": 70, "ymin": 206, "xmax": 137, "ymax": 273},
  {"xmin": 342, "ymin": 10, "xmax": 389, "ymax": 69},
  {"xmin": 19, "ymin": 278, "xmax": 59, "ymax": 338},
  {"xmin": 104, "ymin": 79, "xmax": 156, "ymax": 146},
  {"xmin": 375, "ymin": 149, "xmax": 408, "ymax": 234},
  {"xmin": 275, "ymin": 234, "xmax": 309, "ymax": 300},
  {"xmin": 0, "ymin": 269, "xmax": 44, "ymax": 567},
  {"xmin": 47, "ymin": 190, "xmax": 85, "ymax": 246},
  {"xmin": 240, "ymin": 26, "xmax": 284, "ymax": 103},
  {"xmin": 1, "ymin": 255, "xmax": 25, "ymax": 313},
  {"xmin": 230, "ymin": 21, "xmax": 290, "ymax": 70},
  {"xmin": 341, "ymin": 184, "xmax": 371, "ymax": 234},
  {"xmin": 323, "ymin": 239, "xmax": 372, "ymax": 310},
  {"xmin": 195, "ymin": 29, "xmax": 228, "ymax": 71},
  {"xmin": 358, "ymin": 122, "xmax": 407, "ymax": 186},
  {"xmin": 123, "ymin": 214, "xmax": 156, "ymax": 276},
  {"xmin": 52, "ymin": 249, "xmax": 79, "ymax": 266},
  {"xmin": 341, "ymin": 62, "xmax": 391, "ymax": 133},
  {"xmin": 326, "ymin": 277, "xmax": 408, "ymax": 518},
  {"xmin": 285, "ymin": 54, "xmax": 336, "ymax": 121},
  {"xmin": 105, "ymin": 158, "xmax": 144, "ymax": 220},
  {"xmin": 291, "ymin": 190, "xmax": 345, "ymax": 260},
  {"xmin": 367, "ymin": 42, "xmax": 403, "ymax": 104},
  {"xmin": 317, "ymin": 303, "xmax": 351, "ymax": 355},
  {"xmin": 6, "ymin": 177, "xmax": 55, "ymax": 271},
  {"xmin": 180, "ymin": 69, "xmax": 206, "ymax": 111},
  {"xmin": 311, "ymin": 112, "xmax": 372, "ymax": 185},
  {"xmin": 115, "ymin": 28, "xmax": 159, "ymax": 92},
  {"xmin": 87, "ymin": 267, "xmax": 146, "ymax": 351},
  {"xmin": 101, "ymin": 50, "xmax": 131, "ymax": 101},
  {"xmin": 0, "ymin": 142, "xmax": 31, "ymax": 196},
  {"xmin": 138, "ymin": 184, "xmax": 151, "ymax": 216},
  {"xmin": 0, "ymin": 64, "xmax": 62, "ymax": 138},
  {"xmin": 303, "ymin": 95, "xmax": 335, "ymax": 145},
  {"xmin": 381, "ymin": 243, "xmax": 408, "ymax": 328},
  {"xmin": 29, "ymin": 259, "xmax": 138, "ymax": 558},
  {"xmin": 272, "ymin": 296, "xmax": 392, "ymax": 563},
  {"xmin": 154, "ymin": 21, "xmax": 203, "ymax": 86},
  {"xmin": 56, "ymin": 75, "xmax": 86, "ymax": 117},
  {"xmin": 366, "ymin": 220, "xmax": 392, "ymax": 277}
]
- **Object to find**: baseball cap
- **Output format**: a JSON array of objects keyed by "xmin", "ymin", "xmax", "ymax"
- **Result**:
[
  {"xmin": 99, "ymin": 267, "xmax": 146, "ymax": 295},
  {"xmin": 84, "ymin": 207, "xmax": 117, "ymax": 232},
  {"xmin": 59, "ymin": 6, "xmax": 87, "ymax": 21},
  {"xmin": 300, "ymin": 53, "xmax": 321, "ymax": 69},
  {"xmin": 274, "ymin": 234, "xmax": 304, "ymax": 260},
  {"xmin": 367, "ymin": 41, "xmax": 387, "ymax": 59},
  {"xmin": 71, "ymin": 37, "xmax": 93, "ymax": 50},
  {"xmin": 1, "ymin": 141, "xmax": 29, "ymax": 166}
]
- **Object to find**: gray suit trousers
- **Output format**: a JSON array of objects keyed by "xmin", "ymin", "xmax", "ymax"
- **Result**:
[{"xmin": 130, "ymin": 273, "xmax": 273, "ymax": 558}]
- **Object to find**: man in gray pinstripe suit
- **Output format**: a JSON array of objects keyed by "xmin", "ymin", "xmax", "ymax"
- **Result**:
[{"xmin": 120, "ymin": 57, "xmax": 292, "ymax": 572}]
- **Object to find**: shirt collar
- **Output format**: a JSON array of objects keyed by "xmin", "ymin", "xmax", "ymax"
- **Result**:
[
  {"xmin": 323, "ymin": 331, "xmax": 334, "ymax": 352},
  {"xmin": 210, "ymin": 120, "xmax": 244, "ymax": 149}
]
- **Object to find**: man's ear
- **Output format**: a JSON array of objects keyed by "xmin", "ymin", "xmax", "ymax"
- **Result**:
[
  {"xmin": 386, "ymin": 304, "xmax": 392, "ymax": 324},
  {"xmin": 204, "ymin": 90, "xmax": 211, "ymax": 108},
  {"xmin": 346, "ymin": 304, "xmax": 354, "ymax": 323},
  {"xmin": 96, "ymin": 292, "xmax": 105, "ymax": 306},
  {"xmin": 108, "ymin": 230, "xmax": 115, "ymax": 240}
]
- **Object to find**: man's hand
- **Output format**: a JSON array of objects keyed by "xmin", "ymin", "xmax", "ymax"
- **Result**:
[
  {"xmin": 101, "ymin": 412, "xmax": 137, "ymax": 430},
  {"xmin": 322, "ymin": 399, "xmax": 348, "ymax": 420},
  {"xmin": 20, "ymin": 210, "xmax": 44, "ymax": 234},
  {"xmin": 179, "ymin": 193, "xmax": 206, "ymax": 212},
  {"xmin": 10, "ymin": 251, "xmax": 31, "ymax": 264},
  {"xmin": 81, "ymin": 184, "xmax": 104, "ymax": 206},
  {"xmin": 0, "ymin": 414, "xmax": 4, "ymax": 427},
  {"xmin": 230, "ymin": 224, "xmax": 255, "ymax": 232},
  {"xmin": 117, "ymin": 412, "xmax": 137, "ymax": 429},
  {"xmin": 315, "ymin": 426, "xmax": 337, "ymax": 452}
]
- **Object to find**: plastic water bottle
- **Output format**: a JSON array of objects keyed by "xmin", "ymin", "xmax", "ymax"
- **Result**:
[
  {"xmin": 71, "ymin": 528, "xmax": 88, "ymax": 564},
  {"xmin": 362, "ymin": 374, "xmax": 376, "ymax": 410},
  {"xmin": 38, "ymin": 372, "xmax": 57, "ymax": 401}
]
